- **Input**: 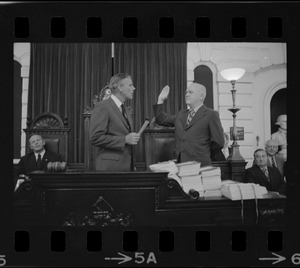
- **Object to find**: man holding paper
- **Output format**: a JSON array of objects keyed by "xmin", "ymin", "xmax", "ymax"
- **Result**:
[
  {"xmin": 153, "ymin": 83, "xmax": 224, "ymax": 166},
  {"xmin": 90, "ymin": 73, "xmax": 140, "ymax": 171}
]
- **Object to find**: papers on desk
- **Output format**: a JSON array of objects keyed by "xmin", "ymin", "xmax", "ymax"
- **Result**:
[
  {"xmin": 180, "ymin": 174, "xmax": 204, "ymax": 196},
  {"xmin": 149, "ymin": 160, "xmax": 269, "ymax": 201},
  {"xmin": 221, "ymin": 181, "xmax": 268, "ymax": 200},
  {"xmin": 177, "ymin": 163, "xmax": 222, "ymax": 198},
  {"xmin": 177, "ymin": 161, "xmax": 201, "ymax": 177},
  {"xmin": 149, "ymin": 161, "xmax": 182, "ymax": 186},
  {"xmin": 149, "ymin": 160, "xmax": 178, "ymax": 174}
]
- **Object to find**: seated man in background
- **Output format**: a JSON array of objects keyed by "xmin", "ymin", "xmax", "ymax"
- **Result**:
[
  {"xmin": 15, "ymin": 134, "xmax": 62, "ymax": 190},
  {"xmin": 245, "ymin": 149, "xmax": 286, "ymax": 195},
  {"xmin": 265, "ymin": 139, "xmax": 285, "ymax": 177}
]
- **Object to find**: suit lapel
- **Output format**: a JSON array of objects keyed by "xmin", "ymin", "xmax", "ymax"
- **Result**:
[
  {"xmin": 29, "ymin": 153, "xmax": 38, "ymax": 169},
  {"xmin": 41, "ymin": 151, "xmax": 50, "ymax": 169},
  {"xmin": 108, "ymin": 98, "xmax": 130, "ymax": 131},
  {"xmin": 181, "ymin": 109, "xmax": 189, "ymax": 129},
  {"xmin": 255, "ymin": 165, "xmax": 271, "ymax": 185},
  {"xmin": 185, "ymin": 105, "xmax": 207, "ymax": 130}
]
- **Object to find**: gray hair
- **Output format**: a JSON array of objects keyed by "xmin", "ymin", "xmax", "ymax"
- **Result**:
[{"xmin": 109, "ymin": 73, "xmax": 131, "ymax": 94}]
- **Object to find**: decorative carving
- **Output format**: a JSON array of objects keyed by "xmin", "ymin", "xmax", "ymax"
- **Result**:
[
  {"xmin": 99, "ymin": 85, "xmax": 111, "ymax": 101},
  {"xmin": 31, "ymin": 112, "xmax": 64, "ymax": 129},
  {"xmin": 259, "ymin": 208, "xmax": 285, "ymax": 217},
  {"xmin": 62, "ymin": 196, "xmax": 133, "ymax": 227},
  {"xmin": 83, "ymin": 106, "xmax": 92, "ymax": 115},
  {"xmin": 167, "ymin": 179, "xmax": 176, "ymax": 189}
]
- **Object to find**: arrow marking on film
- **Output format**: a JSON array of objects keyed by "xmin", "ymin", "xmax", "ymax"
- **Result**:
[
  {"xmin": 105, "ymin": 252, "xmax": 132, "ymax": 264},
  {"xmin": 259, "ymin": 252, "xmax": 286, "ymax": 264}
]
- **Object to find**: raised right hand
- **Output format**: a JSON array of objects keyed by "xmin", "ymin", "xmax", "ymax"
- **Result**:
[
  {"xmin": 157, "ymin": 85, "xmax": 170, "ymax": 104},
  {"xmin": 125, "ymin": 133, "xmax": 140, "ymax": 145}
]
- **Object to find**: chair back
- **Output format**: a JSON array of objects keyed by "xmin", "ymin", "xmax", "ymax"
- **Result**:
[{"xmin": 24, "ymin": 112, "xmax": 70, "ymax": 162}]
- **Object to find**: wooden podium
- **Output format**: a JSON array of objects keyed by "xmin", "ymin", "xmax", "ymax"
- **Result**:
[{"xmin": 14, "ymin": 171, "xmax": 286, "ymax": 227}]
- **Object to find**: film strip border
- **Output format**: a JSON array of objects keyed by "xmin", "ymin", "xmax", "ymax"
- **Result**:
[
  {"xmin": 0, "ymin": 2, "xmax": 292, "ymax": 42},
  {"xmin": 1, "ymin": 1, "xmax": 300, "ymax": 267},
  {"xmin": 6, "ymin": 227, "xmax": 299, "ymax": 266},
  {"xmin": 14, "ymin": 16, "xmax": 283, "ymax": 40}
]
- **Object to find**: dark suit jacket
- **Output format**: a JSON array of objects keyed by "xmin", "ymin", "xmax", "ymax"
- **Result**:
[
  {"xmin": 153, "ymin": 104, "xmax": 224, "ymax": 166},
  {"xmin": 15, "ymin": 150, "xmax": 62, "ymax": 184},
  {"xmin": 90, "ymin": 97, "xmax": 134, "ymax": 171},
  {"xmin": 245, "ymin": 165, "xmax": 286, "ymax": 195},
  {"xmin": 267, "ymin": 153, "xmax": 285, "ymax": 177}
]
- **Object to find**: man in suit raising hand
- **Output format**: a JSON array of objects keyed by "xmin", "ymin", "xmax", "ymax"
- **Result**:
[{"xmin": 153, "ymin": 83, "xmax": 224, "ymax": 167}]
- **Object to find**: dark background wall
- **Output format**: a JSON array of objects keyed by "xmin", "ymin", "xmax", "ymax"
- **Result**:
[{"xmin": 271, "ymin": 88, "xmax": 287, "ymax": 135}]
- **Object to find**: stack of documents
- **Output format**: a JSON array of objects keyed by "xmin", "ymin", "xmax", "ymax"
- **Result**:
[
  {"xmin": 200, "ymin": 166, "xmax": 222, "ymax": 197},
  {"xmin": 149, "ymin": 161, "xmax": 182, "ymax": 186},
  {"xmin": 221, "ymin": 182, "xmax": 268, "ymax": 200},
  {"xmin": 180, "ymin": 174, "xmax": 204, "ymax": 197},
  {"xmin": 176, "ymin": 161, "xmax": 202, "ymax": 196},
  {"xmin": 176, "ymin": 161, "xmax": 201, "ymax": 177}
]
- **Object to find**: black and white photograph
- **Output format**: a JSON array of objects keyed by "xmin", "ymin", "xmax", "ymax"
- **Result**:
[
  {"xmin": 13, "ymin": 42, "xmax": 287, "ymax": 227},
  {"xmin": 1, "ymin": 1, "xmax": 300, "ymax": 267}
]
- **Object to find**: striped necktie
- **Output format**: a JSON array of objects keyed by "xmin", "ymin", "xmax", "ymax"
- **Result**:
[
  {"xmin": 186, "ymin": 109, "xmax": 195, "ymax": 126},
  {"xmin": 271, "ymin": 156, "xmax": 277, "ymax": 168},
  {"xmin": 262, "ymin": 167, "xmax": 270, "ymax": 182},
  {"xmin": 121, "ymin": 104, "xmax": 131, "ymax": 132}
]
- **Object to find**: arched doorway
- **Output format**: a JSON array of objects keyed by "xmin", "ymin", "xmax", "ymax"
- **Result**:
[
  {"xmin": 193, "ymin": 65, "xmax": 214, "ymax": 109},
  {"xmin": 270, "ymin": 88, "xmax": 287, "ymax": 135}
]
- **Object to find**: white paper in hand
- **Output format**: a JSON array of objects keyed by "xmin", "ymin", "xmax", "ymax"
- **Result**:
[{"xmin": 158, "ymin": 85, "xmax": 170, "ymax": 101}]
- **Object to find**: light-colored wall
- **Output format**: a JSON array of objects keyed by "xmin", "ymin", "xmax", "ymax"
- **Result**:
[
  {"xmin": 14, "ymin": 43, "xmax": 31, "ymax": 157},
  {"xmin": 187, "ymin": 43, "xmax": 287, "ymax": 168}
]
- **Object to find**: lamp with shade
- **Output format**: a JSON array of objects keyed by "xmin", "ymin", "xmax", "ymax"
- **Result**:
[{"xmin": 220, "ymin": 68, "xmax": 246, "ymax": 161}]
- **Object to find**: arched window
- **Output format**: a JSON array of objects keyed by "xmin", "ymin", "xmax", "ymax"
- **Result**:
[{"xmin": 193, "ymin": 65, "xmax": 214, "ymax": 109}]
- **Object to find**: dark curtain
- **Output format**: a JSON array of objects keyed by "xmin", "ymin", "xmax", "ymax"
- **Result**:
[
  {"xmin": 28, "ymin": 43, "xmax": 112, "ymax": 163},
  {"xmin": 114, "ymin": 43, "xmax": 187, "ymax": 163}
]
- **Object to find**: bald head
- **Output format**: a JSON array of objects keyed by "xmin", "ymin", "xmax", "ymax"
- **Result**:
[{"xmin": 185, "ymin": 83, "xmax": 206, "ymax": 109}]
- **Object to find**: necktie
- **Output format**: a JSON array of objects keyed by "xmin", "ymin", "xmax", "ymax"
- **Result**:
[
  {"xmin": 271, "ymin": 156, "xmax": 277, "ymax": 168},
  {"xmin": 263, "ymin": 167, "xmax": 270, "ymax": 182},
  {"xmin": 37, "ymin": 154, "xmax": 42, "ymax": 170},
  {"xmin": 186, "ymin": 109, "xmax": 195, "ymax": 126},
  {"xmin": 121, "ymin": 104, "xmax": 131, "ymax": 132}
]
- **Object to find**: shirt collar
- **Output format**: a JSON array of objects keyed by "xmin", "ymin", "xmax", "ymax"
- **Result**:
[
  {"xmin": 34, "ymin": 149, "xmax": 45, "ymax": 160},
  {"xmin": 111, "ymin": 94, "xmax": 123, "ymax": 109},
  {"xmin": 190, "ymin": 103, "xmax": 203, "ymax": 113}
]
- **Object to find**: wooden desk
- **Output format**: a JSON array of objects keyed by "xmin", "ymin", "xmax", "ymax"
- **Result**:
[{"xmin": 14, "ymin": 171, "xmax": 286, "ymax": 227}]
